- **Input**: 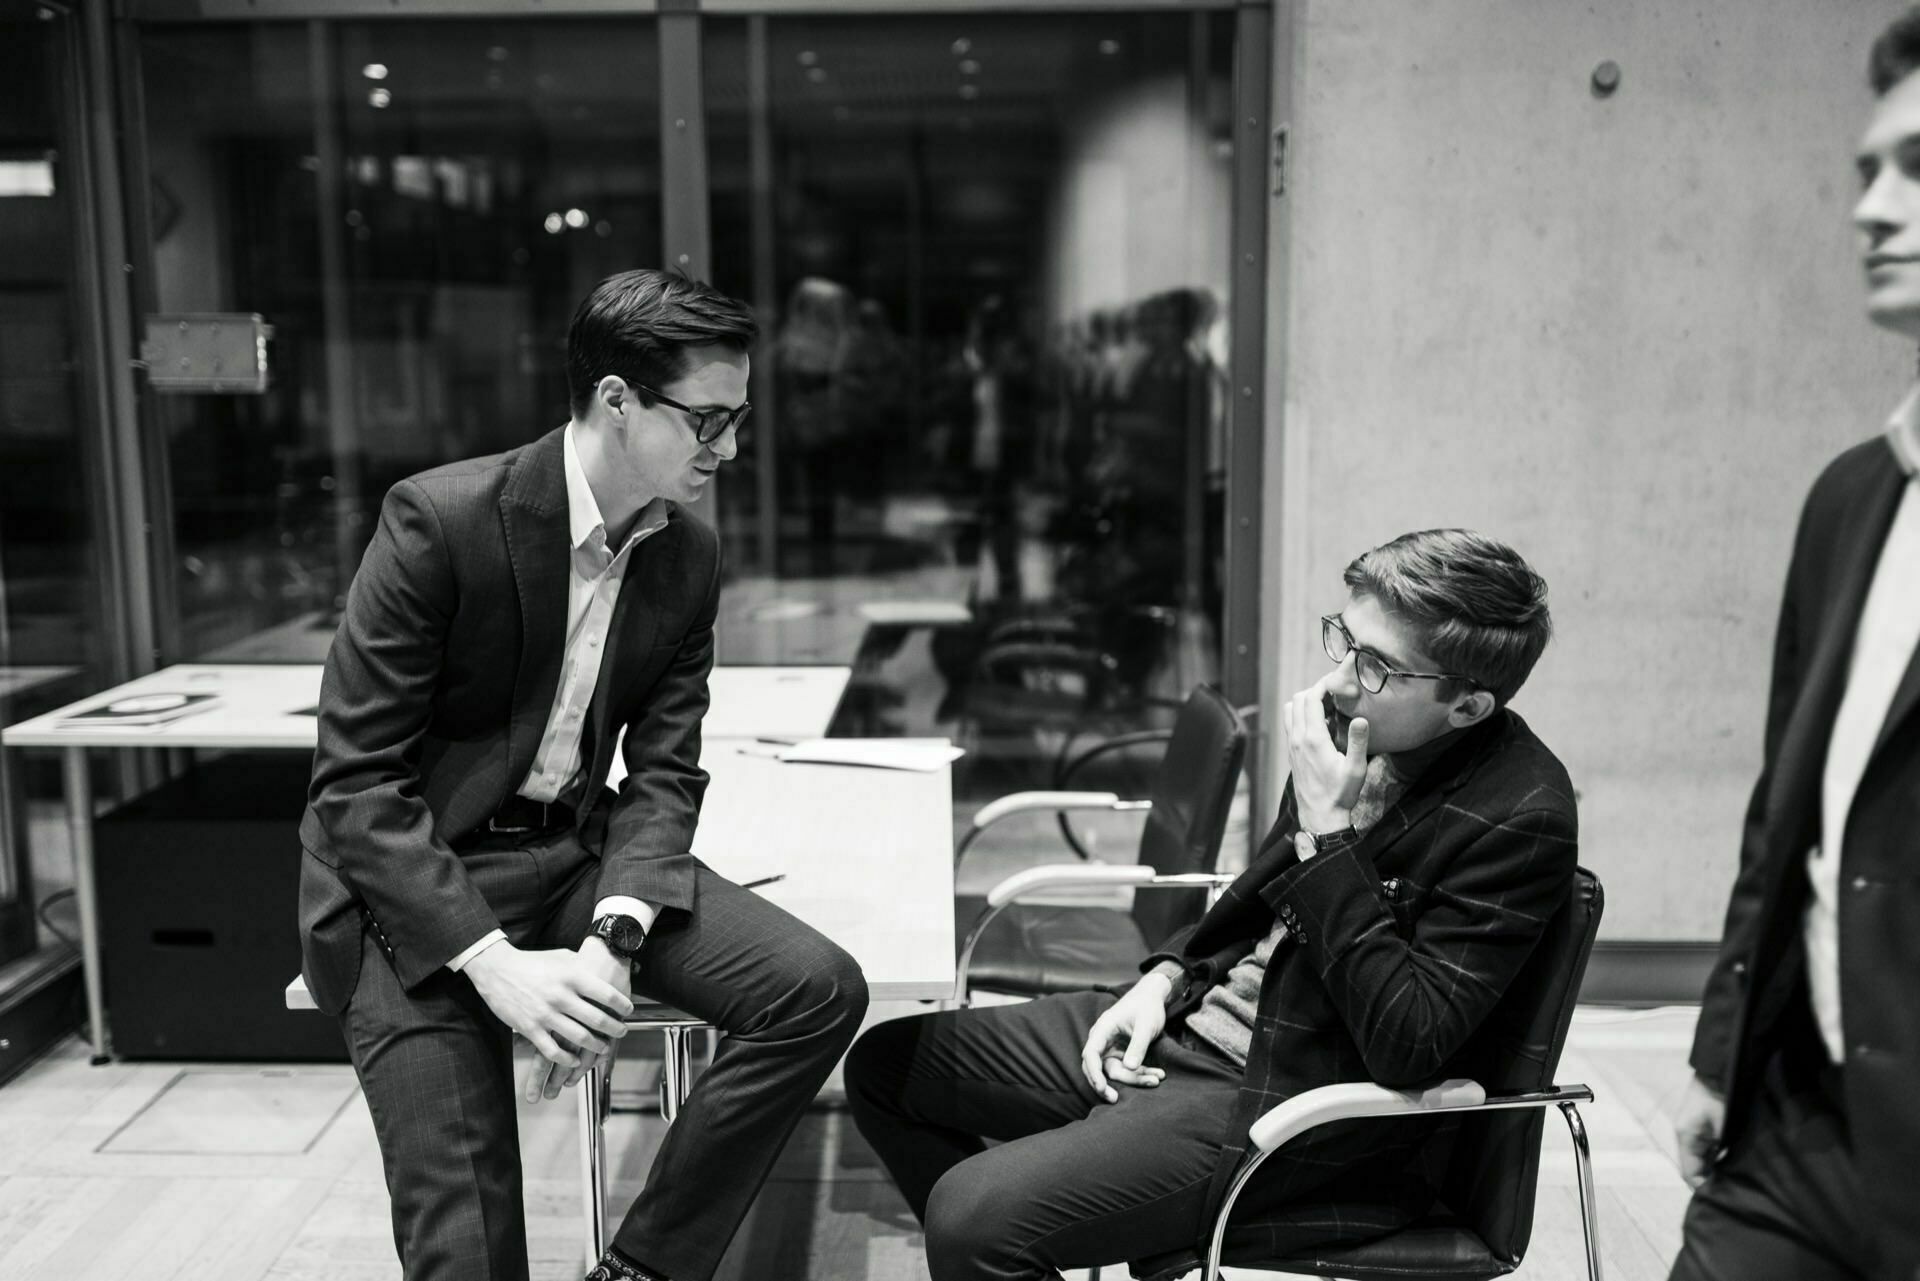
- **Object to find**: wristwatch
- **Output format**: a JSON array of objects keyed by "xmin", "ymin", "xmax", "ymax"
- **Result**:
[
  {"xmin": 1293, "ymin": 825, "xmax": 1361, "ymax": 860},
  {"xmin": 588, "ymin": 913, "xmax": 648, "ymax": 961}
]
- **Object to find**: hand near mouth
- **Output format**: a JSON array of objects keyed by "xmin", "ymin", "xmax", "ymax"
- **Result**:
[{"xmin": 1283, "ymin": 676, "xmax": 1370, "ymax": 836}]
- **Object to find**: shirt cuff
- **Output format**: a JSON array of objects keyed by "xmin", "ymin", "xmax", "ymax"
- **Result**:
[
  {"xmin": 446, "ymin": 929, "xmax": 507, "ymax": 973},
  {"xmin": 593, "ymin": 896, "xmax": 660, "ymax": 935}
]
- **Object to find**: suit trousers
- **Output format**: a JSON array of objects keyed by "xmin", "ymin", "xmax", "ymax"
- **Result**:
[
  {"xmin": 1669, "ymin": 1035, "xmax": 1920, "ymax": 1281},
  {"xmin": 339, "ymin": 827, "xmax": 868, "ymax": 1281},
  {"xmin": 844, "ymin": 991, "xmax": 1244, "ymax": 1281}
]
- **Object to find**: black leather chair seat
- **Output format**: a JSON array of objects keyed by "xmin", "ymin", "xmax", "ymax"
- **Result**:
[
  {"xmin": 1129, "ymin": 1214, "xmax": 1507, "ymax": 1281},
  {"xmin": 954, "ymin": 896, "xmax": 1151, "ymax": 996}
]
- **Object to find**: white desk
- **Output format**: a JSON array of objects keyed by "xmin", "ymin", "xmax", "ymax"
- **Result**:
[
  {"xmin": 2, "ymin": 661, "xmax": 859, "ymax": 1060},
  {"xmin": 288, "ymin": 745, "xmax": 955, "ymax": 1007}
]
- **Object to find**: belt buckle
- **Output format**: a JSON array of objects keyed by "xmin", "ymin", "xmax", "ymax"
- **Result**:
[{"xmin": 487, "ymin": 801, "xmax": 549, "ymax": 835}]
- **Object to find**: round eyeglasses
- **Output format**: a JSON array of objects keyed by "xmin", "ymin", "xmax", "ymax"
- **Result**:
[
  {"xmin": 1321, "ymin": 614, "xmax": 1472, "ymax": 695},
  {"xmin": 634, "ymin": 383, "xmax": 752, "ymax": 445}
]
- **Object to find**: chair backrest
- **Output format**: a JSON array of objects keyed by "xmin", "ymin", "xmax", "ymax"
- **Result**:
[
  {"xmin": 1130, "ymin": 684, "xmax": 1248, "ymax": 948},
  {"xmin": 1440, "ymin": 866, "xmax": 1604, "ymax": 1265}
]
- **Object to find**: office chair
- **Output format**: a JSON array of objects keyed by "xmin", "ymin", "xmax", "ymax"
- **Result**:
[
  {"xmin": 1125, "ymin": 867, "xmax": 1606, "ymax": 1281},
  {"xmin": 953, "ymin": 684, "xmax": 1247, "ymax": 1003}
]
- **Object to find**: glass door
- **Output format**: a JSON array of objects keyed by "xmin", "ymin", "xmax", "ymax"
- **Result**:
[
  {"xmin": 701, "ymin": 12, "xmax": 1238, "ymax": 803},
  {"xmin": 131, "ymin": 17, "xmax": 665, "ymax": 662},
  {"xmin": 0, "ymin": 0, "xmax": 112, "ymax": 1075}
]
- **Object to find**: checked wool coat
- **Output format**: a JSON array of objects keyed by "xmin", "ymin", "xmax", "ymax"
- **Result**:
[{"xmin": 1142, "ymin": 707, "xmax": 1579, "ymax": 1262}]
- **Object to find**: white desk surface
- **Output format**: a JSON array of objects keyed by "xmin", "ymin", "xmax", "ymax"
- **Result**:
[
  {"xmin": 2, "ymin": 663, "xmax": 851, "ymax": 750},
  {"xmin": 285, "ymin": 743, "xmax": 956, "ymax": 1006}
]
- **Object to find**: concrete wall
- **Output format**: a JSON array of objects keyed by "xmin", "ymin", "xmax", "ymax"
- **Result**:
[{"xmin": 1264, "ymin": 1, "xmax": 1913, "ymax": 940}]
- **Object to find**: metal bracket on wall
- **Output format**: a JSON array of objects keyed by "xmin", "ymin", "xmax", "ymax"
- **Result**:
[{"xmin": 1271, "ymin": 126, "xmax": 1288, "ymax": 197}]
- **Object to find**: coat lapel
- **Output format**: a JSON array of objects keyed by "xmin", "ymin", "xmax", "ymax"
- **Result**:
[
  {"xmin": 1769, "ymin": 455, "xmax": 1906, "ymax": 858},
  {"xmin": 580, "ymin": 506, "xmax": 683, "ymax": 799},
  {"xmin": 499, "ymin": 429, "xmax": 572, "ymax": 791}
]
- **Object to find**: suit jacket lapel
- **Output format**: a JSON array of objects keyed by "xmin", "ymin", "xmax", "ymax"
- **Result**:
[
  {"xmin": 581, "ymin": 508, "xmax": 681, "ymax": 797},
  {"xmin": 1770, "ymin": 458, "xmax": 1906, "ymax": 856},
  {"xmin": 500, "ymin": 429, "xmax": 572, "ymax": 792}
]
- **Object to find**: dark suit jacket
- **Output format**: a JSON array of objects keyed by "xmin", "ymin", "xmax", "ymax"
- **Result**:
[
  {"xmin": 297, "ymin": 426, "xmax": 721, "ymax": 1015},
  {"xmin": 1690, "ymin": 436, "xmax": 1920, "ymax": 1249},
  {"xmin": 1145, "ymin": 708, "xmax": 1578, "ymax": 1259}
]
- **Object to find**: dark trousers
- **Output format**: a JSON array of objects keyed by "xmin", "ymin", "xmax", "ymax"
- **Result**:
[
  {"xmin": 844, "ymin": 991, "xmax": 1242, "ymax": 1281},
  {"xmin": 339, "ymin": 828, "xmax": 868, "ymax": 1281},
  {"xmin": 1669, "ymin": 1040, "xmax": 1919, "ymax": 1281}
]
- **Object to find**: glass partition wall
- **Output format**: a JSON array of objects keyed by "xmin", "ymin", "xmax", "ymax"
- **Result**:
[
  {"xmin": 125, "ymin": 5, "xmax": 1249, "ymax": 809},
  {"xmin": 134, "ymin": 19, "xmax": 665, "ymax": 661},
  {"xmin": 701, "ymin": 13, "xmax": 1238, "ymax": 803}
]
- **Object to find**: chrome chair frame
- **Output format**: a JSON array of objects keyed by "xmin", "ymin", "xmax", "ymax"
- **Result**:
[
  {"xmin": 1198, "ymin": 1078, "xmax": 1601, "ymax": 1281},
  {"xmin": 953, "ymin": 863, "xmax": 1234, "ymax": 1005},
  {"xmin": 577, "ymin": 1009, "xmax": 711, "ymax": 1263}
]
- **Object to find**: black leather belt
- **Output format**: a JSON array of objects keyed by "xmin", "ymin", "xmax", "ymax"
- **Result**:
[{"xmin": 487, "ymin": 795, "xmax": 569, "ymax": 834}]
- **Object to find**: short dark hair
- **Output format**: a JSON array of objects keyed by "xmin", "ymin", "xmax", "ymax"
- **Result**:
[
  {"xmin": 565, "ymin": 269, "xmax": 759, "ymax": 416},
  {"xmin": 1869, "ymin": 6, "xmax": 1920, "ymax": 95},
  {"xmin": 1343, "ymin": 529, "xmax": 1553, "ymax": 706}
]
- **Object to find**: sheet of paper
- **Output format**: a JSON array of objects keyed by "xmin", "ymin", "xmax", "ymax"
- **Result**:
[{"xmin": 774, "ymin": 737, "xmax": 965, "ymax": 772}]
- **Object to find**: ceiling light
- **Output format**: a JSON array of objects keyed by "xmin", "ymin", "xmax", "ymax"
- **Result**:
[
  {"xmin": 544, "ymin": 212, "xmax": 564, "ymax": 234},
  {"xmin": 807, "ymin": 67, "xmax": 828, "ymax": 84},
  {"xmin": 487, "ymin": 45, "xmax": 509, "ymax": 62},
  {"xmin": 368, "ymin": 88, "xmax": 392, "ymax": 108},
  {"xmin": 1099, "ymin": 39, "xmax": 1120, "ymax": 56},
  {"xmin": 958, "ymin": 84, "xmax": 979, "ymax": 100},
  {"xmin": 362, "ymin": 63, "xmax": 388, "ymax": 81},
  {"xmin": 564, "ymin": 207, "xmax": 587, "ymax": 229},
  {"xmin": 951, "ymin": 37, "xmax": 971, "ymax": 56},
  {"xmin": 798, "ymin": 50, "xmax": 818, "ymax": 66},
  {"xmin": 959, "ymin": 59, "xmax": 980, "ymax": 75}
]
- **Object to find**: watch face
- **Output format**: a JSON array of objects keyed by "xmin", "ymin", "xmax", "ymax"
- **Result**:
[{"xmin": 597, "ymin": 915, "xmax": 646, "ymax": 957}]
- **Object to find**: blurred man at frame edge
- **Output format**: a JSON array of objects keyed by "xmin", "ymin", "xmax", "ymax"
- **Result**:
[
  {"xmin": 298, "ymin": 268, "xmax": 867, "ymax": 1281},
  {"xmin": 846, "ymin": 529, "xmax": 1578, "ymax": 1280},
  {"xmin": 1668, "ymin": 13, "xmax": 1920, "ymax": 1281}
]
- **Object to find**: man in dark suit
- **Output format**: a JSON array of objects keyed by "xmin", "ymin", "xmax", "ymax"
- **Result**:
[
  {"xmin": 1669, "ymin": 15, "xmax": 1920, "ymax": 1281},
  {"xmin": 299, "ymin": 269, "xmax": 867, "ymax": 1281},
  {"xmin": 845, "ymin": 530, "xmax": 1577, "ymax": 1280}
]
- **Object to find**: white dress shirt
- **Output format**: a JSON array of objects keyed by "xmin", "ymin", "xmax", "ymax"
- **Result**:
[
  {"xmin": 448, "ymin": 424, "xmax": 671, "ymax": 972},
  {"xmin": 1803, "ymin": 388, "xmax": 1920, "ymax": 1063}
]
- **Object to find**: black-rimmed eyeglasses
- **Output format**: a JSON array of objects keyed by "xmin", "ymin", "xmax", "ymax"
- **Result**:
[
  {"xmin": 1321, "ymin": 614, "xmax": 1472, "ymax": 695},
  {"xmin": 634, "ymin": 383, "xmax": 752, "ymax": 445}
]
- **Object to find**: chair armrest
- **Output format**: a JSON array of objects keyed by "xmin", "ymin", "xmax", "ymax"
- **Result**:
[
  {"xmin": 1247, "ymin": 1079, "xmax": 1487, "ymax": 1153},
  {"xmin": 985, "ymin": 862, "xmax": 1158, "ymax": 908},
  {"xmin": 285, "ymin": 975, "xmax": 315, "ymax": 1012},
  {"xmin": 971, "ymin": 790, "xmax": 1144, "ymax": 831}
]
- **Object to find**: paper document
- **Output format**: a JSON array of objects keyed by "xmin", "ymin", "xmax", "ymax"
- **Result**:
[
  {"xmin": 855, "ymin": 600, "xmax": 973, "ymax": 624},
  {"xmin": 56, "ymin": 692, "xmax": 221, "ymax": 728},
  {"xmin": 774, "ymin": 738, "xmax": 964, "ymax": 772}
]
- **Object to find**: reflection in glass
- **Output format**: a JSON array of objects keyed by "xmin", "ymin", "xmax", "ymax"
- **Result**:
[
  {"xmin": 0, "ymin": 7, "xmax": 102, "ymax": 970},
  {"xmin": 703, "ymin": 14, "xmax": 1236, "ymax": 800},
  {"xmin": 137, "ymin": 21, "xmax": 663, "ymax": 661}
]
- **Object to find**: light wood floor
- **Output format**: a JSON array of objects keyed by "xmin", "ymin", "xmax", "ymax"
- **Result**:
[{"xmin": 0, "ymin": 1002, "xmax": 1697, "ymax": 1281}]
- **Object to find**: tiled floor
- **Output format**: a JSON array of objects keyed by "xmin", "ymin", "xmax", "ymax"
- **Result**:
[{"xmin": 0, "ymin": 1003, "xmax": 1698, "ymax": 1281}]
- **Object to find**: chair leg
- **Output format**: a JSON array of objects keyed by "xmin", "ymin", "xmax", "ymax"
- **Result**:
[
  {"xmin": 1559, "ymin": 1100, "xmax": 1604, "ymax": 1281},
  {"xmin": 580, "ymin": 1055, "xmax": 609, "ymax": 1261},
  {"xmin": 661, "ymin": 1026, "xmax": 694, "ymax": 1123}
]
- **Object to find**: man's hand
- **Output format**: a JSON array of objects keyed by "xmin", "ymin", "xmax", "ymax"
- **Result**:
[
  {"xmin": 461, "ymin": 942, "xmax": 634, "ymax": 1101},
  {"xmin": 523, "ymin": 938, "xmax": 636, "ymax": 1103},
  {"xmin": 1079, "ymin": 972, "xmax": 1172, "ymax": 1104},
  {"xmin": 1283, "ymin": 677, "xmax": 1369, "ymax": 836},
  {"xmin": 1672, "ymin": 1074, "xmax": 1727, "ymax": 1188}
]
